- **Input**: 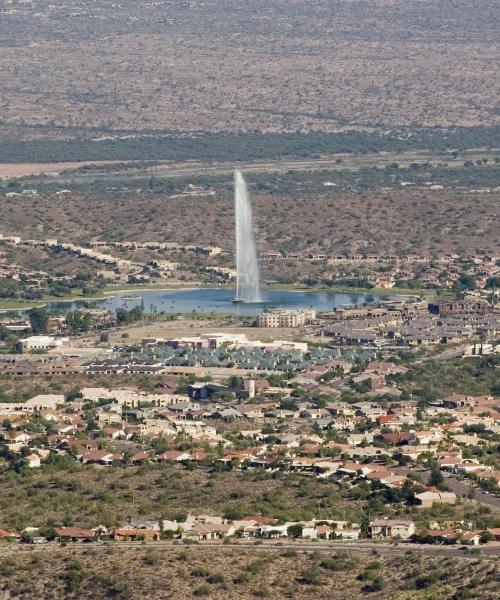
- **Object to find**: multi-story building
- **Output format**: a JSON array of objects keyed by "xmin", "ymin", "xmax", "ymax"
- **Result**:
[{"xmin": 257, "ymin": 308, "xmax": 316, "ymax": 328}]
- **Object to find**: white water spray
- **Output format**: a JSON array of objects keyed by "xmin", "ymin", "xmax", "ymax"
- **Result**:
[{"xmin": 234, "ymin": 170, "xmax": 261, "ymax": 302}]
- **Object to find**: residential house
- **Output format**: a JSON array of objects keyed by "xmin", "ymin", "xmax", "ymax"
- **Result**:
[
  {"xmin": 157, "ymin": 450, "xmax": 192, "ymax": 463},
  {"xmin": 113, "ymin": 529, "xmax": 160, "ymax": 541},
  {"xmin": 181, "ymin": 523, "xmax": 235, "ymax": 541},
  {"xmin": 56, "ymin": 527, "xmax": 96, "ymax": 542},
  {"xmin": 370, "ymin": 519, "xmax": 416, "ymax": 540},
  {"xmin": 415, "ymin": 491, "xmax": 457, "ymax": 508}
]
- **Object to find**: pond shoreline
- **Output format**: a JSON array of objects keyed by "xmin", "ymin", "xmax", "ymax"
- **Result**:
[{"xmin": 0, "ymin": 281, "xmax": 432, "ymax": 314}]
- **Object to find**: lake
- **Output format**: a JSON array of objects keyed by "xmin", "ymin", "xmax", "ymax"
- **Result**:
[{"xmin": 36, "ymin": 287, "xmax": 383, "ymax": 316}]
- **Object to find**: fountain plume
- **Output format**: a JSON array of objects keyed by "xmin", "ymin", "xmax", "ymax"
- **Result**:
[{"xmin": 234, "ymin": 170, "xmax": 261, "ymax": 302}]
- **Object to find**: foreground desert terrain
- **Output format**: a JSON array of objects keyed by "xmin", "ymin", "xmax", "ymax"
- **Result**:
[{"xmin": 0, "ymin": 545, "xmax": 498, "ymax": 599}]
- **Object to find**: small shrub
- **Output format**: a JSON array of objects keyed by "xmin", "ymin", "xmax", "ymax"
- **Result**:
[
  {"xmin": 253, "ymin": 585, "xmax": 271, "ymax": 597},
  {"xmin": 143, "ymin": 552, "xmax": 159, "ymax": 566},
  {"xmin": 191, "ymin": 567, "xmax": 211, "ymax": 578},
  {"xmin": 415, "ymin": 570, "xmax": 445, "ymax": 590},
  {"xmin": 299, "ymin": 567, "xmax": 322, "ymax": 586},
  {"xmin": 320, "ymin": 552, "xmax": 356, "ymax": 572},
  {"xmin": 177, "ymin": 551, "xmax": 189, "ymax": 562},
  {"xmin": 194, "ymin": 584, "xmax": 210, "ymax": 596},
  {"xmin": 234, "ymin": 572, "xmax": 250, "ymax": 584},
  {"xmin": 61, "ymin": 560, "xmax": 86, "ymax": 593},
  {"xmin": 367, "ymin": 576, "xmax": 385, "ymax": 592},
  {"xmin": 246, "ymin": 559, "xmax": 266, "ymax": 574}
]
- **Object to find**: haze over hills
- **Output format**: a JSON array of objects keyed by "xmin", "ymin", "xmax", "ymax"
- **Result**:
[
  {"xmin": 0, "ymin": 7, "xmax": 500, "ymax": 600},
  {"xmin": 1, "ymin": 0, "xmax": 499, "ymax": 142}
]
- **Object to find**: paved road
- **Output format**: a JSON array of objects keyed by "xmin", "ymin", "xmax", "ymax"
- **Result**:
[
  {"xmin": 3, "ymin": 539, "xmax": 499, "ymax": 560},
  {"xmin": 22, "ymin": 150, "xmax": 495, "ymax": 186},
  {"xmin": 390, "ymin": 466, "xmax": 500, "ymax": 510},
  {"xmin": 443, "ymin": 475, "xmax": 500, "ymax": 509}
]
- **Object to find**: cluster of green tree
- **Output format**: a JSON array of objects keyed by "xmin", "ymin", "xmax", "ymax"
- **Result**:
[
  {"xmin": 65, "ymin": 310, "xmax": 94, "ymax": 334},
  {"xmin": 115, "ymin": 305, "xmax": 144, "ymax": 325},
  {"xmin": 5, "ymin": 156, "xmax": 500, "ymax": 206},
  {"xmin": 1, "ymin": 126, "xmax": 499, "ymax": 164},
  {"xmin": 303, "ymin": 277, "xmax": 373, "ymax": 289},
  {"xmin": 0, "ymin": 271, "xmax": 105, "ymax": 301},
  {"xmin": 0, "ymin": 278, "xmax": 20, "ymax": 299},
  {"xmin": 62, "ymin": 160, "xmax": 164, "ymax": 174},
  {"xmin": 27, "ymin": 307, "xmax": 109, "ymax": 336},
  {"xmin": 392, "ymin": 355, "xmax": 500, "ymax": 403},
  {"xmin": 453, "ymin": 273, "xmax": 477, "ymax": 291},
  {"xmin": 28, "ymin": 307, "xmax": 49, "ymax": 334},
  {"xmin": 247, "ymin": 160, "xmax": 500, "ymax": 194},
  {"xmin": 349, "ymin": 478, "xmax": 422, "ymax": 509},
  {"xmin": 315, "ymin": 367, "xmax": 344, "ymax": 383},
  {"xmin": 0, "ymin": 325, "xmax": 18, "ymax": 353},
  {"xmin": 349, "ymin": 378, "xmax": 373, "ymax": 394},
  {"xmin": 0, "ymin": 442, "xmax": 29, "ymax": 473},
  {"xmin": 485, "ymin": 277, "xmax": 500, "ymax": 289},
  {"xmin": 395, "ymin": 279, "xmax": 424, "ymax": 289}
]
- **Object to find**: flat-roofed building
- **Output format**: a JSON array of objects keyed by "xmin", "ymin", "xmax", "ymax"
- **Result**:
[
  {"xmin": 16, "ymin": 336, "xmax": 69, "ymax": 353},
  {"xmin": 257, "ymin": 308, "xmax": 316, "ymax": 328}
]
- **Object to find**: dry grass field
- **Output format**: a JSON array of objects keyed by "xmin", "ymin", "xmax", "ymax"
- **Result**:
[
  {"xmin": 0, "ymin": 1, "xmax": 499, "ymax": 136},
  {"xmin": 0, "ymin": 545, "xmax": 497, "ymax": 599},
  {"xmin": 0, "ymin": 162, "xmax": 122, "ymax": 180},
  {"xmin": 103, "ymin": 319, "xmax": 296, "ymax": 345}
]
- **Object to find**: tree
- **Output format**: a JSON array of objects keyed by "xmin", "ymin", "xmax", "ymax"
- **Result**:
[
  {"xmin": 360, "ymin": 514, "xmax": 370, "ymax": 538},
  {"xmin": 28, "ymin": 308, "xmax": 49, "ymax": 334},
  {"xmin": 287, "ymin": 524, "xmax": 304, "ymax": 538},
  {"xmin": 65, "ymin": 311, "xmax": 92, "ymax": 334},
  {"xmin": 226, "ymin": 375, "xmax": 243, "ymax": 389},
  {"xmin": 479, "ymin": 531, "xmax": 494, "ymax": 544},
  {"xmin": 454, "ymin": 273, "xmax": 476, "ymax": 291},
  {"xmin": 116, "ymin": 305, "xmax": 143, "ymax": 325},
  {"xmin": 66, "ymin": 388, "xmax": 82, "ymax": 402},
  {"xmin": 428, "ymin": 463, "xmax": 444, "ymax": 487}
]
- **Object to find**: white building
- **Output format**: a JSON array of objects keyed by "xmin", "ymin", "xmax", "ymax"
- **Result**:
[
  {"xmin": 0, "ymin": 394, "xmax": 64, "ymax": 414},
  {"xmin": 257, "ymin": 308, "xmax": 316, "ymax": 328},
  {"xmin": 80, "ymin": 387, "xmax": 190, "ymax": 409},
  {"xmin": 16, "ymin": 336, "xmax": 69, "ymax": 353}
]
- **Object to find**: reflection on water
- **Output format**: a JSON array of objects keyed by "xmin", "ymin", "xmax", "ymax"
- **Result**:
[{"xmin": 21, "ymin": 288, "xmax": 383, "ymax": 316}]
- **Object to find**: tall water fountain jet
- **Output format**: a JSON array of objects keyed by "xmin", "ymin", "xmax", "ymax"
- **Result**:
[{"xmin": 233, "ymin": 170, "xmax": 261, "ymax": 303}]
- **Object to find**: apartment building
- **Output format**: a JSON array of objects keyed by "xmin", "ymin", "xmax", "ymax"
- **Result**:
[{"xmin": 257, "ymin": 308, "xmax": 316, "ymax": 328}]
